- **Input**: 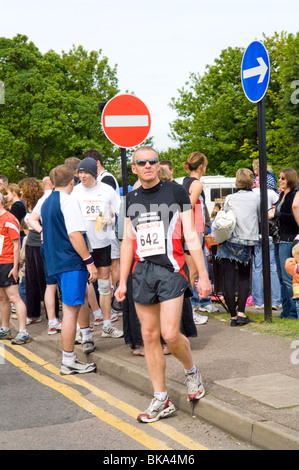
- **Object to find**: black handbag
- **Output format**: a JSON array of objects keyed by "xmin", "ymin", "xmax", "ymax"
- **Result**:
[{"xmin": 269, "ymin": 218, "xmax": 280, "ymax": 244}]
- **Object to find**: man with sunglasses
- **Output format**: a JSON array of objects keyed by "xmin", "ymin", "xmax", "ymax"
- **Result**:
[{"xmin": 115, "ymin": 146, "xmax": 211, "ymax": 423}]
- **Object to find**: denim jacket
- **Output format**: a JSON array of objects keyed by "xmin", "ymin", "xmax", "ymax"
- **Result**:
[{"xmin": 224, "ymin": 190, "xmax": 260, "ymax": 244}]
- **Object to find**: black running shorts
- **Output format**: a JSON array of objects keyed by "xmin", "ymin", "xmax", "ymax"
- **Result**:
[
  {"xmin": 0, "ymin": 263, "xmax": 17, "ymax": 288},
  {"xmin": 132, "ymin": 260, "xmax": 192, "ymax": 305},
  {"xmin": 91, "ymin": 245, "xmax": 111, "ymax": 268}
]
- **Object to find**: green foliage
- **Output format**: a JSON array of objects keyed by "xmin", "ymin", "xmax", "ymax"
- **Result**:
[
  {"xmin": 166, "ymin": 32, "xmax": 299, "ymax": 178},
  {"xmin": 1, "ymin": 32, "xmax": 298, "ymax": 184},
  {"xmin": 0, "ymin": 35, "xmax": 119, "ymax": 180}
]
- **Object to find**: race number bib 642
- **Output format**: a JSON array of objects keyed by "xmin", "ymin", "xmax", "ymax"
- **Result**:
[{"xmin": 136, "ymin": 221, "xmax": 166, "ymax": 257}]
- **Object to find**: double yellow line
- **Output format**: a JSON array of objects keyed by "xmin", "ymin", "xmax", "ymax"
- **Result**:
[{"xmin": 0, "ymin": 342, "xmax": 208, "ymax": 450}]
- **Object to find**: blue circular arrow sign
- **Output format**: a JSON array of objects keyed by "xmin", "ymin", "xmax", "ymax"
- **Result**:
[{"xmin": 241, "ymin": 41, "xmax": 270, "ymax": 103}]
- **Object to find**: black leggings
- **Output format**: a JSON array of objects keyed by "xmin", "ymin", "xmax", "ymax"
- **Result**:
[{"xmin": 221, "ymin": 258, "xmax": 251, "ymax": 317}]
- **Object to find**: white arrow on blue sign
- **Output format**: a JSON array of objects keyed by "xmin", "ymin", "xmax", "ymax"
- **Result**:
[{"xmin": 241, "ymin": 41, "xmax": 270, "ymax": 103}]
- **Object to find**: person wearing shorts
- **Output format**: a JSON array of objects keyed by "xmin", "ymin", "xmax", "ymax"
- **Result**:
[
  {"xmin": 41, "ymin": 164, "xmax": 98, "ymax": 375},
  {"xmin": 115, "ymin": 146, "xmax": 211, "ymax": 423},
  {"xmin": 0, "ymin": 193, "xmax": 29, "ymax": 345},
  {"xmin": 82, "ymin": 149, "xmax": 121, "ymax": 293},
  {"xmin": 73, "ymin": 157, "xmax": 123, "ymax": 339}
]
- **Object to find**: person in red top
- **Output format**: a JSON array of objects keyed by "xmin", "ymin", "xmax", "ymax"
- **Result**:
[{"xmin": 0, "ymin": 193, "xmax": 29, "ymax": 344}]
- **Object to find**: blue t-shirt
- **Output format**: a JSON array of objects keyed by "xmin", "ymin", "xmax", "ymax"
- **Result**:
[{"xmin": 41, "ymin": 190, "xmax": 87, "ymax": 276}]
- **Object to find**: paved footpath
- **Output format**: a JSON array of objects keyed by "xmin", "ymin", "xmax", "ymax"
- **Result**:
[{"xmin": 7, "ymin": 305, "xmax": 299, "ymax": 450}]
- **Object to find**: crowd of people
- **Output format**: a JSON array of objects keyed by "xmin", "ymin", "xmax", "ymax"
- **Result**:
[{"xmin": 0, "ymin": 149, "xmax": 298, "ymax": 423}]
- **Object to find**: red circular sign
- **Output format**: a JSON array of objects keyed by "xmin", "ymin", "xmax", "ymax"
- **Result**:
[{"xmin": 101, "ymin": 94, "xmax": 151, "ymax": 148}]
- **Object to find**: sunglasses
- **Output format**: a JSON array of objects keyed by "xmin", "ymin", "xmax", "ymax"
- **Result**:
[
  {"xmin": 278, "ymin": 176, "xmax": 285, "ymax": 180},
  {"xmin": 134, "ymin": 158, "xmax": 159, "ymax": 166}
]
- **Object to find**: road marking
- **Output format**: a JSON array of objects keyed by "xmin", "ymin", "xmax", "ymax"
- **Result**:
[
  {"xmin": 0, "ymin": 345, "xmax": 171, "ymax": 450},
  {"xmin": 3, "ymin": 342, "xmax": 208, "ymax": 450}
]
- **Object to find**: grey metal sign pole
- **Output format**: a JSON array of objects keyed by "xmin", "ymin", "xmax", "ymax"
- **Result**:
[{"xmin": 258, "ymin": 98, "xmax": 272, "ymax": 321}]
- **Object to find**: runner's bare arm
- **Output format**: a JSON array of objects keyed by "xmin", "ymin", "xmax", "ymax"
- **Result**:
[
  {"xmin": 189, "ymin": 180, "xmax": 203, "ymax": 208},
  {"xmin": 27, "ymin": 211, "xmax": 42, "ymax": 234},
  {"xmin": 115, "ymin": 217, "xmax": 135, "ymax": 302},
  {"xmin": 8, "ymin": 238, "xmax": 21, "ymax": 282},
  {"xmin": 180, "ymin": 208, "xmax": 211, "ymax": 298},
  {"xmin": 68, "ymin": 231, "xmax": 98, "ymax": 283}
]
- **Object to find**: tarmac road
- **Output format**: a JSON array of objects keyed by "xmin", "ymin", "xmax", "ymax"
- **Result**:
[
  {"xmin": 0, "ymin": 342, "xmax": 256, "ymax": 451},
  {"xmin": 3, "ymin": 304, "xmax": 299, "ymax": 450}
]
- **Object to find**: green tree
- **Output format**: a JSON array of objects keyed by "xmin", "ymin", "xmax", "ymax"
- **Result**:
[
  {"xmin": 279, "ymin": 32, "xmax": 299, "ymax": 169},
  {"xmin": 0, "ymin": 35, "xmax": 119, "ymax": 180},
  {"xmin": 167, "ymin": 32, "xmax": 298, "ymax": 177}
]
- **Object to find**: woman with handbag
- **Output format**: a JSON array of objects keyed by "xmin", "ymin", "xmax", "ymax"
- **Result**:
[
  {"xmin": 269, "ymin": 168, "xmax": 298, "ymax": 319},
  {"xmin": 216, "ymin": 168, "xmax": 260, "ymax": 326}
]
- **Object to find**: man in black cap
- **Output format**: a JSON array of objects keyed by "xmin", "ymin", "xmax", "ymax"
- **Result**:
[
  {"xmin": 73, "ymin": 158, "xmax": 123, "ymax": 339},
  {"xmin": 82, "ymin": 149, "xmax": 121, "ymax": 303}
]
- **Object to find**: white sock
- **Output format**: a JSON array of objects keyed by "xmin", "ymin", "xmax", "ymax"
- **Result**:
[
  {"xmin": 62, "ymin": 350, "xmax": 76, "ymax": 365},
  {"xmin": 93, "ymin": 308, "xmax": 103, "ymax": 319},
  {"xmin": 154, "ymin": 391, "xmax": 168, "ymax": 402},
  {"xmin": 103, "ymin": 320, "xmax": 111, "ymax": 328},
  {"xmin": 1, "ymin": 326, "xmax": 10, "ymax": 332},
  {"xmin": 80, "ymin": 327, "xmax": 93, "ymax": 342},
  {"xmin": 48, "ymin": 318, "xmax": 59, "ymax": 327},
  {"xmin": 184, "ymin": 365, "xmax": 197, "ymax": 375}
]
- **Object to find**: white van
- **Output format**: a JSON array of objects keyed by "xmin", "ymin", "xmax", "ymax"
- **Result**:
[{"xmin": 175, "ymin": 175, "xmax": 236, "ymax": 215}]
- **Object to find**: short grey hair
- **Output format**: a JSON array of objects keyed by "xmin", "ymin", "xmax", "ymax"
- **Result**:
[{"xmin": 132, "ymin": 146, "xmax": 158, "ymax": 163}]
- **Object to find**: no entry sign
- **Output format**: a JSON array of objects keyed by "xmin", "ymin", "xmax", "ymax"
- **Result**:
[{"xmin": 101, "ymin": 94, "xmax": 151, "ymax": 148}]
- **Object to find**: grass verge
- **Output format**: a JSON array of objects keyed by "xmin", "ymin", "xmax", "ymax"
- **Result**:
[{"xmin": 210, "ymin": 310, "xmax": 299, "ymax": 341}]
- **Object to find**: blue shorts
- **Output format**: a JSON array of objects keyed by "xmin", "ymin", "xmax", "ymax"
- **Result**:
[{"xmin": 54, "ymin": 270, "xmax": 88, "ymax": 306}]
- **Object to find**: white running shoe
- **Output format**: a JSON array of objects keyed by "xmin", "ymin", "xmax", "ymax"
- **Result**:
[
  {"xmin": 94, "ymin": 311, "xmax": 118, "ymax": 326},
  {"xmin": 137, "ymin": 397, "xmax": 175, "ymax": 423},
  {"xmin": 185, "ymin": 368, "xmax": 205, "ymax": 401},
  {"xmin": 47, "ymin": 320, "xmax": 62, "ymax": 335},
  {"xmin": 60, "ymin": 359, "xmax": 96, "ymax": 375},
  {"xmin": 198, "ymin": 304, "xmax": 219, "ymax": 313},
  {"xmin": 102, "ymin": 325, "xmax": 124, "ymax": 338},
  {"xmin": 193, "ymin": 313, "xmax": 208, "ymax": 325}
]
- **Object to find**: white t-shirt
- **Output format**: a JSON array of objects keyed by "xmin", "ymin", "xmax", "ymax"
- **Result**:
[
  {"xmin": 60, "ymin": 191, "xmax": 87, "ymax": 235},
  {"xmin": 97, "ymin": 170, "xmax": 120, "ymax": 200},
  {"xmin": 72, "ymin": 181, "xmax": 119, "ymax": 249},
  {"xmin": 253, "ymin": 187, "xmax": 279, "ymax": 210},
  {"xmin": 33, "ymin": 189, "xmax": 53, "ymax": 217}
]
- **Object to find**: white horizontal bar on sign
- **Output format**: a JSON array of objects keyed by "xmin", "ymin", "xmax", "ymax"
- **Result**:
[{"xmin": 105, "ymin": 115, "xmax": 149, "ymax": 127}]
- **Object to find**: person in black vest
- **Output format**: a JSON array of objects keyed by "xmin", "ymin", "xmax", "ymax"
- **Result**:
[
  {"xmin": 115, "ymin": 146, "xmax": 211, "ymax": 423},
  {"xmin": 7, "ymin": 183, "xmax": 26, "ymax": 224},
  {"xmin": 269, "ymin": 168, "xmax": 299, "ymax": 319}
]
